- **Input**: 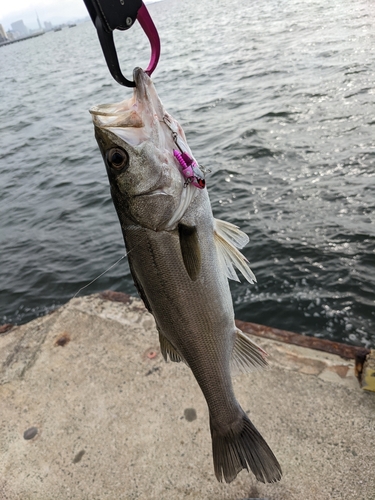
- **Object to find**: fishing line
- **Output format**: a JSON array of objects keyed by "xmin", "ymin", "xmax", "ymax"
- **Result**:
[
  {"xmin": 72, "ymin": 183, "xmax": 192, "ymax": 299},
  {"xmin": 71, "ymin": 229, "xmax": 150, "ymax": 299},
  {"xmin": 72, "ymin": 253, "xmax": 127, "ymax": 298}
]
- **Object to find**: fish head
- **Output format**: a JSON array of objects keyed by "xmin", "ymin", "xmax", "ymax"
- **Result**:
[{"xmin": 90, "ymin": 68, "xmax": 196, "ymax": 231}]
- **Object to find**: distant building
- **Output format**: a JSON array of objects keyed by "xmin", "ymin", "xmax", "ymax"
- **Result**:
[
  {"xmin": 11, "ymin": 20, "xmax": 29, "ymax": 37},
  {"xmin": 36, "ymin": 12, "xmax": 43, "ymax": 31},
  {"xmin": 6, "ymin": 31, "xmax": 15, "ymax": 41},
  {"xmin": 0, "ymin": 24, "xmax": 8, "ymax": 42},
  {"xmin": 44, "ymin": 21, "xmax": 53, "ymax": 31}
]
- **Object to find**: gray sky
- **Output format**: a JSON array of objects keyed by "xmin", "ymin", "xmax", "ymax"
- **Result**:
[
  {"xmin": 0, "ymin": 0, "xmax": 88, "ymax": 30},
  {"xmin": 0, "ymin": 0, "xmax": 160, "ymax": 31}
]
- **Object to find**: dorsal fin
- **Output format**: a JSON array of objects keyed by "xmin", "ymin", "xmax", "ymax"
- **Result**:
[
  {"xmin": 178, "ymin": 224, "xmax": 201, "ymax": 281},
  {"xmin": 214, "ymin": 218, "xmax": 256, "ymax": 283}
]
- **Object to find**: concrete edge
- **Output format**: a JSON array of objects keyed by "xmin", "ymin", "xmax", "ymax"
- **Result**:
[{"xmin": 1, "ymin": 290, "xmax": 373, "ymax": 392}]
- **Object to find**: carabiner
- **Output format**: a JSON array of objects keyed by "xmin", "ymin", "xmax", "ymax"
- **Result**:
[{"xmin": 83, "ymin": 0, "xmax": 161, "ymax": 87}]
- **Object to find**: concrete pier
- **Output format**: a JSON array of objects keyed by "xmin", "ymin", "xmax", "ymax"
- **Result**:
[{"xmin": 0, "ymin": 293, "xmax": 374, "ymax": 499}]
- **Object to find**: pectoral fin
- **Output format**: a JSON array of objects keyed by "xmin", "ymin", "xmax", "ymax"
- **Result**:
[
  {"xmin": 214, "ymin": 218, "xmax": 249, "ymax": 248},
  {"xmin": 178, "ymin": 224, "xmax": 201, "ymax": 281},
  {"xmin": 231, "ymin": 329, "xmax": 268, "ymax": 374},
  {"xmin": 214, "ymin": 218, "xmax": 256, "ymax": 284},
  {"xmin": 128, "ymin": 255, "xmax": 153, "ymax": 314}
]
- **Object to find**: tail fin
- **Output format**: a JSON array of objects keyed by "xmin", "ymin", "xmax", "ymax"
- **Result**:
[{"xmin": 210, "ymin": 412, "xmax": 282, "ymax": 484}]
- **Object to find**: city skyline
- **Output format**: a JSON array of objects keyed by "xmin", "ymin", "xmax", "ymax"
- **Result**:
[
  {"xmin": 0, "ymin": 0, "xmax": 88, "ymax": 31},
  {"xmin": 0, "ymin": 0, "xmax": 162, "ymax": 32}
]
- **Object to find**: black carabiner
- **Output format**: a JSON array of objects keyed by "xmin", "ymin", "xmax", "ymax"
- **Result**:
[{"xmin": 83, "ymin": 0, "xmax": 160, "ymax": 88}]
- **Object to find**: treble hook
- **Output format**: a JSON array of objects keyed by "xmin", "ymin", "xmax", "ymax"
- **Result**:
[{"xmin": 83, "ymin": 0, "xmax": 161, "ymax": 87}]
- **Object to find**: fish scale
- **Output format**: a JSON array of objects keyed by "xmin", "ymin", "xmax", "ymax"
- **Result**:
[
  {"xmin": 124, "ymin": 213, "xmax": 239, "ymax": 428},
  {"xmin": 90, "ymin": 67, "xmax": 282, "ymax": 484}
]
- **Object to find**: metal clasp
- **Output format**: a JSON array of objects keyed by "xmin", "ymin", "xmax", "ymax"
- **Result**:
[{"xmin": 83, "ymin": 0, "xmax": 160, "ymax": 87}]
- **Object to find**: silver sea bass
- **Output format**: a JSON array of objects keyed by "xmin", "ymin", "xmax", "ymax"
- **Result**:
[{"xmin": 90, "ymin": 68, "xmax": 282, "ymax": 484}]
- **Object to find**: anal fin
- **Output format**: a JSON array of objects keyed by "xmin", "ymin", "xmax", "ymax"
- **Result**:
[{"xmin": 231, "ymin": 329, "xmax": 268, "ymax": 374}]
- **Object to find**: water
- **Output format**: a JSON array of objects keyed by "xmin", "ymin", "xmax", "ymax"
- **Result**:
[{"xmin": 1, "ymin": 0, "xmax": 374, "ymax": 348}]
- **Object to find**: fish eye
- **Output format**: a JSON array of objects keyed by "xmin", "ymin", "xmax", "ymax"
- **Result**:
[{"xmin": 107, "ymin": 147, "xmax": 129, "ymax": 171}]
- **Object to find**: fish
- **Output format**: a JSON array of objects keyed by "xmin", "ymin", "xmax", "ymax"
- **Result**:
[{"xmin": 89, "ymin": 67, "xmax": 282, "ymax": 484}]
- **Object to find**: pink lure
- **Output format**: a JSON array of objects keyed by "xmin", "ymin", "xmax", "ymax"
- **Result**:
[{"xmin": 173, "ymin": 150, "xmax": 206, "ymax": 189}]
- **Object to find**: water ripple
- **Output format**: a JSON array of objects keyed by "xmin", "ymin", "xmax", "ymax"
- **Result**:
[{"xmin": 0, "ymin": 0, "xmax": 374, "ymax": 347}]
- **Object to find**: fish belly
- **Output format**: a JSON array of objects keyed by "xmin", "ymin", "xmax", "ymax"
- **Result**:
[
  {"xmin": 122, "ymin": 192, "xmax": 282, "ymax": 484},
  {"xmin": 124, "ymin": 216, "xmax": 239, "ymax": 419}
]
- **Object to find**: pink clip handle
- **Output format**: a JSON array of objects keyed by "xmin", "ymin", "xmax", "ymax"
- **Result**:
[{"xmin": 137, "ymin": 3, "xmax": 161, "ymax": 76}]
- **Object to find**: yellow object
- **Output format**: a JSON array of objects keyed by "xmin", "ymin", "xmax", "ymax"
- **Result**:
[{"xmin": 362, "ymin": 350, "xmax": 375, "ymax": 392}]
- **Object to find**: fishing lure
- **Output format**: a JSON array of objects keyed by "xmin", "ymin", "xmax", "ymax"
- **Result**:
[{"xmin": 173, "ymin": 149, "xmax": 206, "ymax": 189}]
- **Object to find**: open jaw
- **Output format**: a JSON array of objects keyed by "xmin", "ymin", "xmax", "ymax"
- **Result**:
[{"xmin": 89, "ymin": 69, "xmax": 162, "ymax": 133}]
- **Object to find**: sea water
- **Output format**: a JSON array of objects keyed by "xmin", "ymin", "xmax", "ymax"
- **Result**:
[{"xmin": 1, "ymin": 0, "xmax": 374, "ymax": 347}]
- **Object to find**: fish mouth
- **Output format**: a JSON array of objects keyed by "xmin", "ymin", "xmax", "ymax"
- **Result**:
[
  {"xmin": 89, "ymin": 69, "xmax": 149, "ymax": 117},
  {"xmin": 133, "ymin": 67, "xmax": 151, "ymax": 100},
  {"xmin": 133, "ymin": 67, "xmax": 164, "ymax": 122},
  {"xmin": 88, "ymin": 68, "xmax": 149, "ymax": 128},
  {"xmin": 89, "ymin": 68, "xmax": 161, "ymax": 146}
]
